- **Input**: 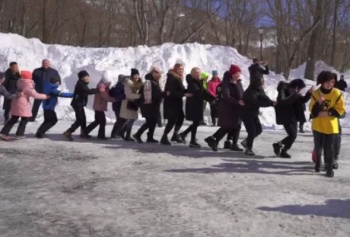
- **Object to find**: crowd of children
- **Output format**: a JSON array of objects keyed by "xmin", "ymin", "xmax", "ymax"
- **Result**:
[{"xmin": 0, "ymin": 59, "xmax": 347, "ymax": 178}]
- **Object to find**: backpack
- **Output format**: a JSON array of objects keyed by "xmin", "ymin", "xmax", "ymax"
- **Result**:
[{"xmin": 109, "ymin": 80, "xmax": 126, "ymax": 102}]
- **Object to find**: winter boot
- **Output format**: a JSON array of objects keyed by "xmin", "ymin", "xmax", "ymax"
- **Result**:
[
  {"xmin": 123, "ymin": 128, "xmax": 134, "ymax": 142},
  {"xmin": 133, "ymin": 133, "xmax": 143, "ymax": 143},
  {"xmin": 189, "ymin": 140, "xmax": 201, "ymax": 148},
  {"xmin": 326, "ymin": 167, "xmax": 334, "ymax": 178},
  {"xmin": 35, "ymin": 132, "xmax": 44, "ymax": 139},
  {"xmin": 272, "ymin": 142, "xmax": 282, "ymax": 156},
  {"xmin": 146, "ymin": 133, "xmax": 158, "ymax": 143},
  {"xmin": 230, "ymin": 144, "xmax": 244, "ymax": 152},
  {"xmin": 315, "ymin": 160, "xmax": 321, "ymax": 173},
  {"xmin": 204, "ymin": 136, "xmax": 218, "ymax": 152},
  {"xmin": 80, "ymin": 132, "xmax": 92, "ymax": 139},
  {"xmin": 244, "ymin": 149, "xmax": 255, "ymax": 156},
  {"xmin": 224, "ymin": 140, "xmax": 232, "ymax": 149},
  {"xmin": 333, "ymin": 160, "xmax": 339, "ymax": 170},
  {"xmin": 179, "ymin": 132, "xmax": 187, "ymax": 144},
  {"xmin": 160, "ymin": 135, "xmax": 171, "ymax": 145},
  {"xmin": 171, "ymin": 132, "xmax": 183, "ymax": 143},
  {"xmin": 63, "ymin": 131, "xmax": 74, "ymax": 141},
  {"xmin": 280, "ymin": 149, "xmax": 291, "ymax": 158},
  {"xmin": 299, "ymin": 125, "xmax": 305, "ymax": 133}
]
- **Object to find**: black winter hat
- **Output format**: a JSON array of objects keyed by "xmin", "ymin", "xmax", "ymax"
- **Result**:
[
  {"xmin": 316, "ymin": 71, "xmax": 336, "ymax": 85},
  {"xmin": 289, "ymin": 78, "xmax": 306, "ymax": 90},
  {"xmin": 78, "ymin": 70, "xmax": 89, "ymax": 79},
  {"xmin": 0, "ymin": 71, "xmax": 4, "ymax": 79},
  {"xmin": 131, "ymin": 68, "xmax": 140, "ymax": 77},
  {"xmin": 50, "ymin": 75, "xmax": 61, "ymax": 84}
]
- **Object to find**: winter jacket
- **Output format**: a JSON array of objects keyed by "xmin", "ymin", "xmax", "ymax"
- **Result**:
[
  {"xmin": 93, "ymin": 81, "xmax": 115, "ymax": 112},
  {"xmin": 42, "ymin": 82, "xmax": 73, "ymax": 111},
  {"xmin": 275, "ymin": 82, "xmax": 312, "ymax": 125},
  {"xmin": 10, "ymin": 79, "xmax": 48, "ymax": 117},
  {"xmin": 119, "ymin": 78, "xmax": 142, "ymax": 120},
  {"xmin": 3, "ymin": 69, "xmax": 21, "ymax": 110},
  {"xmin": 71, "ymin": 80, "xmax": 98, "ymax": 107},
  {"xmin": 110, "ymin": 75, "xmax": 126, "ymax": 115},
  {"xmin": 0, "ymin": 84, "xmax": 17, "ymax": 100},
  {"xmin": 248, "ymin": 63, "xmax": 269, "ymax": 83},
  {"xmin": 241, "ymin": 84, "xmax": 274, "ymax": 118},
  {"xmin": 207, "ymin": 77, "xmax": 221, "ymax": 97},
  {"xmin": 140, "ymin": 73, "xmax": 164, "ymax": 119},
  {"xmin": 185, "ymin": 74, "xmax": 215, "ymax": 122},
  {"xmin": 32, "ymin": 67, "xmax": 60, "ymax": 93},
  {"xmin": 163, "ymin": 70, "xmax": 186, "ymax": 120},
  {"xmin": 335, "ymin": 80, "xmax": 348, "ymax": 92},
  {"xmin": 309, "ymin": 87, "xmax": 345, "ymax": 134},
  {"xmin": 217, "ymin": 80, "xmax": 244, "ymax": 129}
]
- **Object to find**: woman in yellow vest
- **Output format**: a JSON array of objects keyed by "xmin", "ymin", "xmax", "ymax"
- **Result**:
[{"xmin": 309, "ymin": 71, "xmax": 346, "ymax": 178}]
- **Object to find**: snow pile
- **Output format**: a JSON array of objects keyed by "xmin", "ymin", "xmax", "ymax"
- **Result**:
[{"xmin": 0, "ymin": 33, "xmax": 348, "ymax": 128}]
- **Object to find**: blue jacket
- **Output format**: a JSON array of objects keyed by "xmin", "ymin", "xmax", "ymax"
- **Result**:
[
  {"xmin": 33, "ymin": 67, "xmax": 60, "ymax": 93},
  {"xmin": 43, "ymin": 82, "xmax": 73, "ymax": 110},
  {"xmin": 109, "ymin": 75, "xmax": 127, "ymax": 114}
]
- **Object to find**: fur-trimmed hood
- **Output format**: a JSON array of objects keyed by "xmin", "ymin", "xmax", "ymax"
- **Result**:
[{"xmin": 167, "ymin": 69, "xmax": 183, "ymax": 81}]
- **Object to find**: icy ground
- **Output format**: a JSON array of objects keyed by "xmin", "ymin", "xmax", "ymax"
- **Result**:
[{"xmin": 0, "ymin": 122, "xmax": 349, "ymax": 237}]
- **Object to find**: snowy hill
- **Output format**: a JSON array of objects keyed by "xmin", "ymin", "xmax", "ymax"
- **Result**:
[{"xmin": 0, "ymin": 33, "xmax": 349, "ymax": 129}]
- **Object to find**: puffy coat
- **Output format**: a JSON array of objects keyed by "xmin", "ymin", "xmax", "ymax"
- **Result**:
[
  {"xmin": 93, "ymin": 80, "xmax": 115, "ymax": 112},
  {"xmin": 71, "ymin": 80, "xmax": 98, "ymax": 107},
  {"xmin": 119, "ymin": 78, "xmax": 142, "ymax": 120},
  {"xmin": 10, "ymin": 79, "xmax": 48, "ymax": 117},
  {"xmin": 140, "ymin": 73, "xmax": 164, "ymax": 119},
  {"xmin": 43, "ymin": 82, "xmax": 73, "ymax": 111},
  {"xmin": 110, "ymin": 75, "xmax": 126, "ymax": 114},
  {"xmin": 248, "ymin": 63, "xmax": 269, "ymax": 83}
]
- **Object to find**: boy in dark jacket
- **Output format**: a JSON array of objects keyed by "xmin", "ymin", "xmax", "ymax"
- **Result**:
[
  {"xmin": 36, "ymin": 76, "xmax": 74, "ymax": 138},
  {"xmin": 273, "ymin": 79, "xmax": 313, "ymax": 158},
  {"xmin": 248, "ymin": 58, "xmax": 269, "ymax": 84},
  {"xmin": 0, "ymin": 72, "xmax": 19, "ymax": 100},
  {"xmin": 241, "ymin": 77, "xmax": 276, "ymax": 156},
  {"xmin": 3, "ymin": 62, "xmax": 21, "ymax": 122},
  {"xmin": 110, "ymin": 74, "xmax": 127, "ymax": 138},
  {"xmin": 63, "ymin": 70, "xmax": 98, "ymax": 141}
]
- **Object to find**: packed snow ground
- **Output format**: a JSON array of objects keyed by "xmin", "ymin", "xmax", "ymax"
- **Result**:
[
  {"xmin": 0, "ymin": 122, "xmax": 349, "ymax": 237},
  {"xmin": 0, "ymin": 33, "xmax": 349, "ymax": 129}
]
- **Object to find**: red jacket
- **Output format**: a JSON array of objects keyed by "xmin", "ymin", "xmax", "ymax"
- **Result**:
[{"xmin": 207, "ymin": 77, "xmax": 221, "ymax": 97}]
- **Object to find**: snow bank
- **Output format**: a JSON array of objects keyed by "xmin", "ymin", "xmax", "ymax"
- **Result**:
[{"xmin": 0, "ymin": 33, "xmax": 348, "ymax": 128}]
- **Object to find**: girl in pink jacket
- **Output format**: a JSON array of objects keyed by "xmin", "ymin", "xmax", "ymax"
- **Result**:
[
  {"xmin": 0, "ymin": 71, "xmax": 49, "ymax": 140},
  {"xmin": 207, "ymin": 70, "xmax": 221, "ymax": 126},
  {"xmin": 85, "ymin": 72, "xmax": 115, "ymax": 139}
]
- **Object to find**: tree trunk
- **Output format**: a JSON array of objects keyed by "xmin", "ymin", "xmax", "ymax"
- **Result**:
[{"xmin": 331, "ymin": 0, "xmax": 338, "ymax": 66}]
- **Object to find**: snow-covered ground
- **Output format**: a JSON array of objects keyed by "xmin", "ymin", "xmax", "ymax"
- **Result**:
[
  {"xmin": 1, "ymin": 33, "xmax": 348, "ymax": 129},
  {"xmin": 0, "ymin": 122, "xmax": 349, "ymax": 237}
]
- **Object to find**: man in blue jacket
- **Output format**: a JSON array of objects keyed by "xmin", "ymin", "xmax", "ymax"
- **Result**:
[
  {"xmin": 36, "ymin": 75, "xmax": 73, "ymax": 138},
  {"xmin": 30, "ymin": 59, "xmax": 60, "ymax": 122}
]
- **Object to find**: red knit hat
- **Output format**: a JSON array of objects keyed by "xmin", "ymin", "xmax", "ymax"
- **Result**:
[
  {"xmin": 21, "ymin": 70, "xmax": 32, "ymax": 80},
  {"xmin": 229, "ymin": 64, "xmax": 241, "ymax": 75}
]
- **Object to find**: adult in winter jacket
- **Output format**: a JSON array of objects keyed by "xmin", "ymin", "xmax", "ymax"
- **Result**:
[
  {"xmin": 205, "ymin": 65, "xmax": 244, "ymax": 152},
  {"xmin": 335, "ymin": 75, "xmax": 348, "ymax": 92},
  {"xmin": 85, "ymin": 72, "xmax": 115, "ymax": 139},
  {"xmin": 310, "ymin": 71, "xmax": 346, "ymax": 178},
  {"xmin": 110, "ymin": 74, "xmax": 127, "ymax": 138},
  {"xmin": 133, "ymin": 66, "xmax": 164, "ymax": 143},
  {"xmin": 3, "ymin": 62, "xmax": 21, "ymax": 122},
  {"xmin": 63, "ymin": 70, "xmax": 98, "ymax": 141},
  {"xmin": 248, "ymin": 58, "xmax": 269, "ymax": 84},
  {"xmin": 30, "ymin": 59, "xmax": 60, "ymax": 121},
  {"xmin": 0, "ymin": 72, "xmax": 19, "ymax": 100},
  {"xmin": 119, "ymin": 68, "xmax": 143, "ymax": 141},
  {"xmin": 207, "ymin": 70, "xmax": 221, "ymax": 126},
  {"xmin": 0, "ymin": 71, "xmax": 49, "ymax": 140},
  {"xmin": 36, "ymin": 76, "xmax": 74, "ymax": 138},
  {"xmin": 179, "ymin": 68, "xmax": 215, "ymax": 148},
  {"xmin": 273, "ymin": 79, "xmax": 313, "ymax": 158},
  {"xmin": 161, "ymin": 63, "xmax": 188, "ymax": 145},
  {"xmin": 241, "ymin": 75, "xmax": 275, "ymax": 156}
]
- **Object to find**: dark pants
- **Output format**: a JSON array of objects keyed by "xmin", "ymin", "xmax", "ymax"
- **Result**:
[
  {"xmin": 281, "ymin": 122, "xmax": 298, "ymax": 150},
  {"xmin": 313, "ymin": 130, "xmax": 336, "ymax": 167},
  {"xmin": 242, "ymin": 116, "xmax": 262, "ymax": 150},
  {"xmin": 120, "ymin": 119, "xmax": 135, "ymax": 138},
  {"xmin": 136, "ymin": 116, "xmax": 157, "ymax": 139},
  {"xmin": 181, "ymin": 120, "xmax": 200, "ymax": 142},
  {"xmin": 210, "ymin": 103, "xmax": 218, "ymax": 126},
  {"xmin": 163, "ymin": 113, "xmax": 184, "ymax": 136},
  {"xmin": 334, "ymin": 121, "xmax": 342, "ymax": 161},
  {"xmin": 213, "ymin": 126, "xmax": 241, "ymax": 144},
  {"xmin": 157, "ymin": 111, "xmax": 162, "ymax": 127},
  {"xmin": 111, "ymin": 111, "xmax": 127, "ymax": 137},
  {"xmin": 66, "ymin": 106, "xmax": 86, "ymax": 134},
  {"xmin": 3, "ymin": 99, "xmax": 11, "ymax": 121},
  {"xmin": 37, "ymin": 110, "xmax": 58, "ymax": 135},
  {"xmin": 85, "ymin": 111, "xmax": 107, "ymax": 138},
  {"xmin": 1, "ymin": 116, "xmax": 29, "ymax": 136},
  {"xmin": 31, "ymin": 99, "xmax": 43, "ymax": 120}
]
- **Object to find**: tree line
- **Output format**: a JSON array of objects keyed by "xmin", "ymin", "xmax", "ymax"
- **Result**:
[{"xmin": 1, "ymin": 0, "xmax": 350, "ymax": 79}]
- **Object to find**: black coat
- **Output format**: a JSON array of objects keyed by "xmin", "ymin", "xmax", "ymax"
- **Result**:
[
  {"xmin": 140, "ymin": 73, "xmax": 164, "ymax": 119},
  {"xmin": 185, "ymin": 74, "xmax": 214, "ymax": 122},
  {"xmin": 217, "ymin": 80, "xmax": 244, "ymax": 129},
  {"xmin": 335, "ymin": 80, "xmax": 348, "ymax": 92},
  {"xmin": 32, "ymin": 67, "xmax": 60, "ymax": 93},
  {"xmin": 3, "ymin": 69, "xmax": 21, "ymax": 110},
  {"xmin": 163, "ymin": 70, "xmax": 186, "ymax": 120},
  {"xmin": 248, "ymin": 63, "xmax": 269, "ymax": 83},
  {"xmin": 71, "ymin": 80, "xmax": 98, "ymax": 107},
  {"xmin": 241, "ymin": 85, "xmax": 274, "ymax": 118}
]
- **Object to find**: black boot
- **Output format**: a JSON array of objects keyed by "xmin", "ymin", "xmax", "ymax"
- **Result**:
[
  {"xmin": 171, "ymin": 131, "xmax": 183, "ymax": 143},
  {"xmin": 315, "ymin": 160, "xmax": 321, "ymax": 173},
  {"xmin": 204, "ymin": 136, "xmax": 218, "ymax": 152},
  {"xmin": 133, "ymin": 133, "xmax": 143, "ymax": 143},
  {"xmin": 63, "ymin": 131, "xmax": 74, "ymax": 141},
  {"xmin": 272, "ymin": 142, "xmax": 282, "ymax": 156},
  {"xmin": 189, "ymin": 140, "xmax": 201, "ymax": 148},
  {"xmin": 224, "ymin": 140, "xmax": 232, "ymax": 149},
  {"xmin": 326, "ymin": 167, "xmax": 334, "ymax": 178},
  {"xmin": 230, "ymin": 144, "xmax": 244, "ymax": 152},
  {"xmin": 244, "ymin": 149, "xmax": 255, "ymax": 156},
  {"xmin": 146, "ymin": 132, "xmax": 158, "ymax": 143},
  {"xmin": 161, "ymin": 135, "xmax": 171, "ymax": 145},
  {"xmin": 123, "ymin": 128, "xmax": 134, "ymax": 142},
  {"xmin": 179, "ymin": 132, "xmax": 187, "ymax": 144},
  {"xmin": 333, "ymin": 160, "xmax": 339, "ymax": 169},
  {"xmin": 35, "ymin": 132, "xmax": 44, "ymax": 139},
  {"xmin": 280, "ymin": 149, "xmax": 291, "ymax": 158}
]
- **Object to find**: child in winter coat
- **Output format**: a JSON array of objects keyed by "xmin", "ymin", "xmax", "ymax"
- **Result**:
[
  {"xmin": 0, "ymin": 72, "xmax": 19, "ymax": 101},
  {"xmin": 35, "ymin": 75, "xmax": 74, "ymax": 138},
  {"xmin": 110, "ymin": 74, "xmax": 127, "ymax": 138},
  {"xmin": 0, "ymin": 71, "xmax": 49, "ymax": 140},
  {"xmin": 241, "ymin": 75, "xmax": 276, "ymax": 156},
  {"xmin": 85, "ymin": 72, "xmax": 115, "ymax": 139},
  {"xmin": 207, "ymin": 70, "xmax": 221, "ymax": 126},
  {"xmin": 273, "ymin": 79, "xmax": 313, "ymax": 158},
  {"xmin": 63, "ymin": 70, "xmax": 98, "ymax": 141},
  {"xmin": 310, "ymin": 71, "xmax": 346, "ymax": 178}
]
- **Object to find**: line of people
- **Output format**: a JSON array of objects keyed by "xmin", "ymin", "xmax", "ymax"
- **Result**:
[{"xmin": 0, "ymin": 59, "xmax": 346, "ymax": 178}]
